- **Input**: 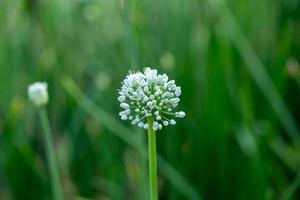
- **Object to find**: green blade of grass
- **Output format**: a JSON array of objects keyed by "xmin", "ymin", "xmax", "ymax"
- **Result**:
[
  {"xmin": 281, "ymin": 172, "xmax": 300, "ymax": 200},
  {"xmin": 208, "ymin": 0, "xmax": 300, "ymax": 146}
]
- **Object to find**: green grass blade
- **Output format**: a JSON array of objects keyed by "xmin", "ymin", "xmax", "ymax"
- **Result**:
[{"xmin": 208, "ymin": 1, "xmax": 300, "ymax": 146}]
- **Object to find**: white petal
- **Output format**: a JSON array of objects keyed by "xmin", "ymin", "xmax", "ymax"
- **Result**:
[{"xmin": 170, "ymin": 119, "xmax": 176, "ymax": 125}]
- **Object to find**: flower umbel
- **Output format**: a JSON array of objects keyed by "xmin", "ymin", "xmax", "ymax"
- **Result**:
[
  {"xmin": 118, "ymin": 67, "xmax": 185, "ymax": 131},
  {"xmin": 28, "ymin": 82, "xmax": 49, "ymax": 106}
]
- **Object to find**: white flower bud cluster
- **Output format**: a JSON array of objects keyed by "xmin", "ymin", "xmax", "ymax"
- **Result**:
[
  {"xmin": 28, "ymin": 82, "xmax": 49, "ymax": 107},
  {"xmin": 118, "ymin": 67, "xmax": 185, "ymax": 131}
]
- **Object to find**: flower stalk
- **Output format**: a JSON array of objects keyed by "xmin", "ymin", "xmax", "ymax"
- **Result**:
[
  {"xmin": 28, "ymin": 82, "xmax": 63, "ymax": 200},
  {"xmin": 39, "ymin": 107, "xmax": 63, "ymax": 200},
  {"xmin": 147, "ymin": 117, "xmax": 158, "ymax": 200},
  {"xmin": 117, "ymin": 68, "xmax": 185, "ymax": 200}
]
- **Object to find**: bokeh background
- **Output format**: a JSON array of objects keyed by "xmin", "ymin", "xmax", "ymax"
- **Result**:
[{"xmin": 1, "ymin": 0, "xmax": 300, "ymax": 199}]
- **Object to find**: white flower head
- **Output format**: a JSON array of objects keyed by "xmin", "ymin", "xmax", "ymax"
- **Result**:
[
  {"xmin": 28, "ymin": 82, "xmax": 49, "ymax": 107},
  {"xmin": 118, "ymin": 67, "xmax": 185, "ymax": 131}
]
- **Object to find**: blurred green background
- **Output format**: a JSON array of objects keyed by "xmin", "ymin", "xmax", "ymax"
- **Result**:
[{"xmin": 1, "ymin": 0, "xmax": 300, "ymax": 199}]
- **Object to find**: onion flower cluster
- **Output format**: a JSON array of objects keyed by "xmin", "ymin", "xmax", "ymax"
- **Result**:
[{"xmin": 118, "ymin": 68, "xmax": 185, "ymax": 131}]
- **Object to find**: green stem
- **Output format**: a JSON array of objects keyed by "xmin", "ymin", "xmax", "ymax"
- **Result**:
[
  {"xmin": 281, "ymin": 172, "xmax": 300, "ymax": 200},
  {"xmin": 147, "ymin": 117, "xmax": 158, "ymax": 200},
  {"xmin": 39, "ymin": 108, "xmax": 63, "ymax": 200}
]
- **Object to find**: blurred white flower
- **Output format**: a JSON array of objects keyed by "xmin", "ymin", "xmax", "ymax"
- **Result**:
[
  {"xmin": 28, "ymin": 82, "xmax": 49, "ymax": 107},
  {"xmin": 118, "ymin": 67, "xmax": 185, "ymax": 131}
]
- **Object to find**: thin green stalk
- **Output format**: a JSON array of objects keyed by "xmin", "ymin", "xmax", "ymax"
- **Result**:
[
  {"xmin": 281, "ymin": 172, "xmax": 300, "ymax": 200},
  {"xmin": 147, "ymin": 117, "xmax": 158, "ymax": 200},
  {"xmin": 39, "ymin": 107, "xmax": 63, "ymax": 200}
]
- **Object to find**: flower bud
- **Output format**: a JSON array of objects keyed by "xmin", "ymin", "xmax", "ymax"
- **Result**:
[{"xmin": 28, "ymin": 82, "xmax": 49, "ymax": 107}]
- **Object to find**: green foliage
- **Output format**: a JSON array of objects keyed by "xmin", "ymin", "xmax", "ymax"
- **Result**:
[{"xmin": 0, "ymin": 0, "xmax": 300, "ymax": 199}]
